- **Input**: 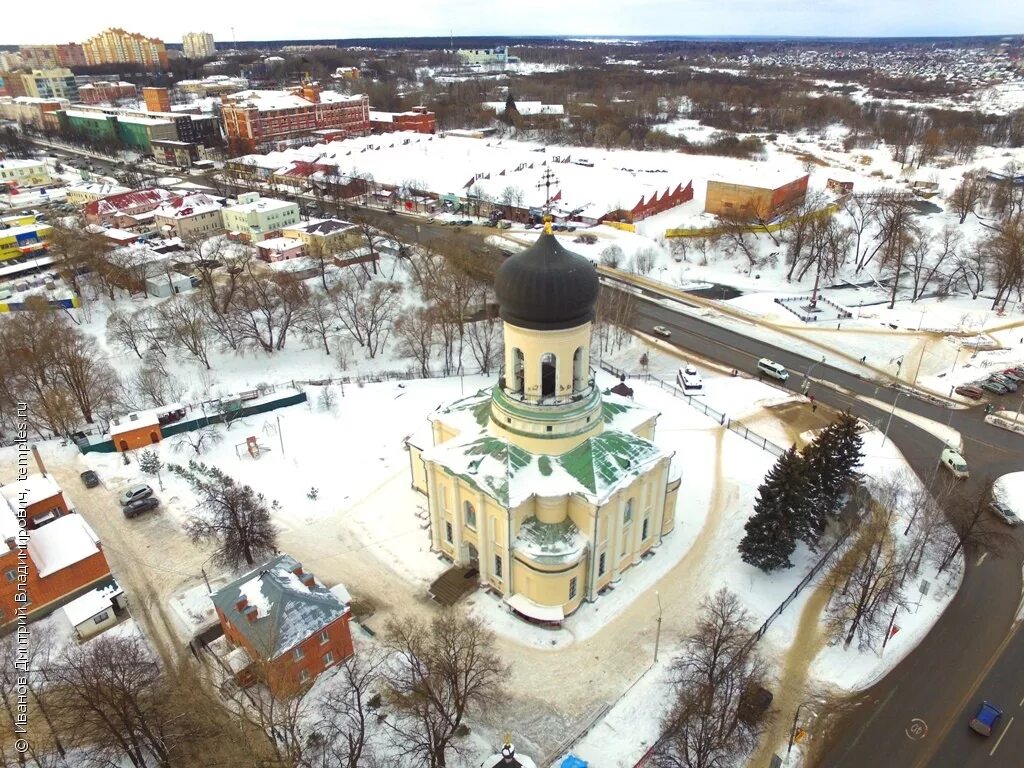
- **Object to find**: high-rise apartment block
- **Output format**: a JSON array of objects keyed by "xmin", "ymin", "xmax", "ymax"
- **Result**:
[
  {"xmin": 82, "ymin": 28, "xmax": 168, "ymax": 70},
  {"xmin": 182, "ymin": 32, "xmax": 216, "ymax": 60}
]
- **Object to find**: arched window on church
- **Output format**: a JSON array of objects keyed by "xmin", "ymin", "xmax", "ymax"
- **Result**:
[
  {"xmin": 463, "ymin": 500, "xmax": 477, "ymax": 529},
  {"xmin": 572, "ymin": 346, "xmax": 586, "ymax": 392},
  {"xmin": 511, "ymin": 348, "xmax": 524, "ymax": 395},
  {"xmin": 540, "ymin": 353, "xmax": 557, "ymax": 399}
]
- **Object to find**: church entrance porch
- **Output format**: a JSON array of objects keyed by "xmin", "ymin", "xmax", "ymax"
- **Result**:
[{"xmin": 428, "ymin": 564, "xmax": 479, "ymax": 606}]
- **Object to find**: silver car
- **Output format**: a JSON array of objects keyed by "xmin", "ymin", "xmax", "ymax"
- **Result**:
[
  {"xmin": 990, "ymin": 500, "xmax": 1020, "ymax": 526},
  {"xmin": 120, "ymin": 483, "xmax": 153, "ymax": 506}
]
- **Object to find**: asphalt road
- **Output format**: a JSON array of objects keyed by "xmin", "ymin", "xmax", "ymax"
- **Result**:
[{"xmin": 627, "ymin": 295, "xmax": 1024, "ymax": 768}]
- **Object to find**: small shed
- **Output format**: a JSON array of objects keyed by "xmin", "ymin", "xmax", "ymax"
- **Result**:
[
  {"xmin": 145, "ymin": 270, "xmax": 194, "ymax": 299},
  {"xmin": 62, "ymin": 582, "xmax": 126, "ymax": 640},
  {"xmin": 110, "ymin": 410, "xmax": 162, "ymax": 452}
]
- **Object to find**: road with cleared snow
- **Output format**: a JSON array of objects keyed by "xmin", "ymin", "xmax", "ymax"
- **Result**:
[{"xmin": 620, "ymin": 291, "xmax": 1024, "ymax": 768}]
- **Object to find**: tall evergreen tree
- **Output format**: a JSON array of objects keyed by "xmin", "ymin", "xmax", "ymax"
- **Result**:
[
  {"xmin": 738, "ymin": 447, "xmax": 807, "ymax": 572},
  {"xmin": 799, "ymin": 412, "xmax": 865, "ymax": 545}
]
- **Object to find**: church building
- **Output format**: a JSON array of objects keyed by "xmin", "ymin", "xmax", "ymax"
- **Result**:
[{"xmin": 408, "ymin": 225, "xmax": 680, "ymax": 622}]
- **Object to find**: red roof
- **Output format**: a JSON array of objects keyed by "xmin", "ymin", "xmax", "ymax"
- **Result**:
[{"xmin": 84, "ymin": 188, "xmax": 180, "ymax": 218}]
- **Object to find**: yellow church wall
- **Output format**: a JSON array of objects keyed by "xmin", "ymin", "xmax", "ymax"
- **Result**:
[
  {"xmin": 512, "ymin": 555, "xmax": 588, "ymax": 616},
  {"xmin": 503, "ymin": 322, "xmax": 593, "ymax": 401},
  {"xmin": 408, "ymin": 444, "xmax": 428, "ymax": 493}
]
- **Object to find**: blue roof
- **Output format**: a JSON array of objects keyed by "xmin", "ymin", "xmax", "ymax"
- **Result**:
[{"xmin": 560, "ymin": 757, "xmax": 588, "ymax": 768}]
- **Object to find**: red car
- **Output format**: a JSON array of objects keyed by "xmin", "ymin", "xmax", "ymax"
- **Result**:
[{"xmin": 955, "ymin": 385, "xmax": 984, "ymax": 400}]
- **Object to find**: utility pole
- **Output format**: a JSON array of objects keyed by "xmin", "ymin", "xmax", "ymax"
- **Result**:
[
  {"xmin": 654, "ymin": 590, "xmax": 663, "ymax": 664},
  {"xmin": 276, "ymin": 415, "xmax": 285, "ymax": 457}
]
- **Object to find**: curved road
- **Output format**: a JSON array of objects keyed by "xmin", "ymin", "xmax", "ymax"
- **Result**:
[{"xmin": 626, "ymin": 293, "xmax": 1024, "ymax": 768}]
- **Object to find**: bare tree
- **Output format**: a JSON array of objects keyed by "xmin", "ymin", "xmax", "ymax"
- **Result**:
[
  {"xmin": 633, "ymin": 246, "xmax": 657, "ymax": 275},
  {"xmin": 599, "ymin": 244, "xmax": 625, "ymax": 268},
  {"xmin": 305, "ymin": 654, "xmax": 385, "ymax": 768},
  {"xmin": 949, "ymin": 172, "xmax": 985, "ymax": 225},
  {"xmin": 908, "ymin": 224, "xmax": 959, "ymax": 301},
  {"xmin": 383, "ymin": 611, "xmax": 508, "ymax": 768},
  {"xmin": 465, "ymin": 299, "xmax": 502, "ymax": 376},
  {"xmin": 296, "ymin": 285, "xmax": 338, "ymax": 355},
  {"xmin": 934, "ymin": 476, "xmax": 1018, "ymax": 574},
  {"xmin": 332, "ymin": 273, "xmax": 401, "ymax": 359},
  {"xmin": 48, "ymin": 633, "xmax": 182, "ymax": 768},
  {"xmin": 983, "ymin": 212, "xmax": 1024, "ymax": 311},
  {"xmin": 393, "ymin": 307, "xmax": 437, "ymax": 377},
  {"xmin": 170, "ymin": 460, "xmax": 279, "ymax": 567},
  {"xmin": 107, "ymin": 308, "xmax": 149, "ymax": 359},
  {"xmin": 652, "ymin": 589, "xmax": 768, "ymax": 768},
  {"xmin": 825, "ymin": 498, "xmax": 907, "ymax": 650},
  {"xmin": 172, "ymin": 423, "xmax": 223, "ymax": 455},
  {"xmin": 159, "ymin": 295, "xmax": 213, "ymax": 368},
  {"xmin": 234, "ymin": 268, "xmax": 306, "ymax": 352}
]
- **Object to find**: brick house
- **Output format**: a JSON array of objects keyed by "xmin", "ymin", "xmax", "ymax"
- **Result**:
[
  {"xmin": 210, "ymin": 554, "xmax": 354, "ymax": 697},
  {"xmin": 84, "ymin": 188, "xmax": 181, "ymax": 227},
  {"xmin": 0, "ymin": 473, "xmax": 71, "ymax": 529},
  {"xmin": 1, "ymin": 490, "xmax": 112, "ymax": 628}
]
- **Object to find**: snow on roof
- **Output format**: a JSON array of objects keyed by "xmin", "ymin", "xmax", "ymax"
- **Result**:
[
  {"xmin": 85, "ymin": 188, "xmax": 179, "ymax": 217},
  {"xmin": 62, "ymin": 581, "xmax": 122, "ymax": 626},
  {"xmin": 110, "ymin": 402, "xmax": 185, "ymax": 433},
  {"xmin": 0, "ymin": 158, "xmax": 47, "ymax": 170},
  {"xmin": 286, "ymin": 217, "xmax": 356, "ymax": 236},
  {"xmin": 68, "ymin": 182, "xmax": 131, "ymax": 197},
  {"xmin": 225, "ymin": 195, "xmax": 296, "ymax": 215},
  {"xmin": 0, "ymin": 223, "xmax": 50, "ymax": 239},
  {"xmin": 210, "ymin": 554, "xmax": 349, "ymax": 660},
  {"xmin": 0, "ymin": 473, "xmax": 62, "ymax": 509},
  {"xmin": 0, "ymin": 496, "xmax": 20, "ymax": 542},
  {"xmin": 256, "ymin": 236, "xmax": 303, "ymax": 252},
  {"xmin": 28, "ymin": 514, "xmax": 103, "ymax": 578},
  {"xmin": 224, "ymin": 89, "xmax": 314, "ymax": 111},
  {"xmin": 103, "ymin": 228, "xmax": 140, "ymax": 242},
  {"xmin": 153, "ymin": 193, "xmax": 222, "ymax": 219},
  {"xmin": 422, "ymin": 389, "xmax": 669, "ymax": 508},
  {"xmin": 116, "ymin": 115, "xmax": 173, "ymax": 127}
]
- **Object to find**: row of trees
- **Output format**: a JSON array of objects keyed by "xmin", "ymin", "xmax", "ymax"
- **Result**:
[
  {"xmin": 739, "ymin": 413, "xmax": 864, "ymax": 572},
  {"xmin": 0, "ymin": 610, "xmax": 506, "ymax": 768}
]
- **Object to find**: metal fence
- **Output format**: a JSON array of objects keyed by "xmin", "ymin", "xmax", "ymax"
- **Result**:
[{"xmin": 598, "ymin": 361, "xmax": 787, "ymax": 458}]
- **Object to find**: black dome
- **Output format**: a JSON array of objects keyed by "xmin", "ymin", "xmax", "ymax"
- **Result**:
[{"xmin": 494, "ymin": 233, "xmax": 600, "ymax": 330}]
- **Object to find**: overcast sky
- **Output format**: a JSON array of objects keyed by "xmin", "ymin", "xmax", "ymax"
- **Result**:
[{"xmin": 4, "ymin": 1, "xmax": 1023, "ymax": 46}]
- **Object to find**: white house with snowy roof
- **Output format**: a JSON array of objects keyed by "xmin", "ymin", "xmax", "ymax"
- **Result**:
[{"xmin": 408, "ymin": 225, "xmax": 680, "ymax": 623}]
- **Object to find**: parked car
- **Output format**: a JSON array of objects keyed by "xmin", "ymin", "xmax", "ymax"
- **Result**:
[
  {"xmin": 119, "ymin": 484, "xmax": 153, "ymax": 506},
  {"xmin": 1000, "ymin": 369, "xmax": 1024, "ymax": 384},
  {"xmin": 79, "ymin": 470, "xmax": 100, "ymax": 489},
  {"xmin": 969, "ymin": 701, "xmax": 1003, "ymax": 736},
  {"xmin": 677, "ymin": 365, "xmax": 703, "ymax": 391},
  {"xmin": 123, "ymin": 496, "xmax": 159, "ymax": 519},
  {"xmin": 989, "ymin": 500, "xmax": 1020, "ymax": 526},
  {"xmin": 940, "ymin": 447, "xmax": 969, "ymax": 479},
  {"xmin": 954, "ymin": 385, "xmax": 984, "ymax": 400},
  {"xmin": 652, "ymin": 325, "xmax": 672, "ymax": 338},
  {"xmin": 989, "ymin": 373, "xmax": 1017, "ymax": 392},
  {"xmin": 980, "ymin": 380, "xmax": 1009, "ymax": 395},
  {"xmin": 1007, "ymin": 366, "xmax": 1024, "ymax": 379}
]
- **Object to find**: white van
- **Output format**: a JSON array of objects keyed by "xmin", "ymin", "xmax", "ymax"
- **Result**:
[
  {"xmin": 940, "ymin": 447, "xmax": 969, "ymax": 479},
  {"xmin": 757, "ymin": 358, "xmax": 789, "ymax": 382}
]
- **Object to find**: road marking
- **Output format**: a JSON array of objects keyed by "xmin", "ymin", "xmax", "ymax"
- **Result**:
[
  {"xmin": 832, "ymin": 687, "xmax": 898, "ymax": 766},
  {"xmin": 1019, "ymin": 693, "xmax": 1024, "ymax": 707},
  {"xmin": 912, "ymin": 621, "xmax": 1024, "ymax": 768},
  {"xmin": 906, "ymin": 718, "xmax": 928, "ymax": 740},
  {"xmin": 977, "ymin": 551, "xmax": 989, "ymax": 567},
  {"xmin": 989, "ymin": 716, "xmax": 1013, "ymax": 756}
]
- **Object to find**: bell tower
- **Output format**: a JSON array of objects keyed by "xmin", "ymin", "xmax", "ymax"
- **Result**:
[{"xmin": 490, "ymin": 222, "xmax": 603, "ymax": 455}]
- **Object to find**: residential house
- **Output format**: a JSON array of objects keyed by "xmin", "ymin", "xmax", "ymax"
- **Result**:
[
  {"xmin": 0, "ymin": 472, "xmax": 71, "ymax": 530},
  {"xmin": 222, "ymin": 192, "xmax": 299, "ymax": 242},
  {"xmin": 281, "ymin": 217, "xmax": 358, "ymax": 255},
  {"xmin": 0, "ymin": 158, "xmax": 52, "ymax": 189},
  {"xmin": 65, "ymin": 182, "xmax": 132, "ymax": 206},
  {"xmin": 145, "ymin": 269, "xmax": 194, "ymax": 298},
  {"xmin": 256, "ymin": 236, "xmax": 304, "ymax": 262},
  {"xmin": 109, "ymin": 410, "xmax": 164, "ymax": 452},
  {"xmin": 153, "ymin": 193, "xmax": 224, "ymax": 240},
  {"xmin": 1, "ymin": 486, "xmax": 112, "ymax": 628},
  {"xmin": 368, "ymin": 106, "xmax": 436, "ymax": 134},
  {"xmin": 84, "ymin": 188, "xmax": 181, "ymax": 227},
  {"xmin": 210, "ymin": 554, "xmax": 354, "ymax": 697}
]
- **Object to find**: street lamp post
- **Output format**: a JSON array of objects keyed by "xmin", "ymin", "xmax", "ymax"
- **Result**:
[
  {"xmin": 881, "ymin": 357, "xmax": 903, "ymax": 449},
  {"xmin": 802, "ymin": 355, "xmax": 826, "ymax": 395},
  {"xmin": 654, "ymin": 591, "xmax": 663, "ymax": 664},
  {"xmin": 948, "ymin": 345, "xmax": 965, "ymax": 397}
]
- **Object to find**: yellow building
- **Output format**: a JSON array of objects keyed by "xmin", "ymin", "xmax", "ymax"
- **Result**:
[
  {"xmin": 82, "ymin": 28, "xmax": 168, "ymax": 70},
  {"xmin": 0, "ymin": 158, "xmax": 52, "ymax": 189},
  {"xmin": 281, "ymin": 218, "xmax": 360, "ymax": 254},
  {"xmin": 408, "ymin": 226, "xmax": 680, "ymax": 622}
]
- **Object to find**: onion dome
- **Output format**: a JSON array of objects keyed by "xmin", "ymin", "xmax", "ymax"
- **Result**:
[{"xmin": 494, "ymin": 231, "xmax": 600, "ymax": 331}]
